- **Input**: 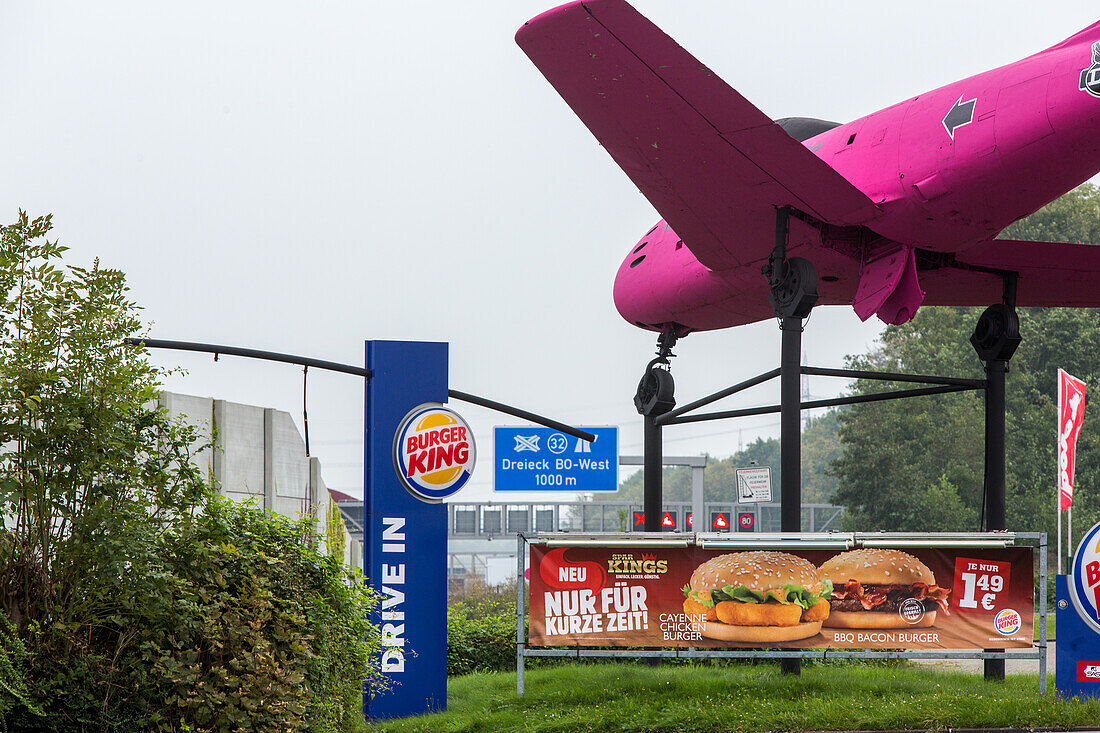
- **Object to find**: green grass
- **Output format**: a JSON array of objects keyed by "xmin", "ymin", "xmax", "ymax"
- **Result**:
[
  {"xmin": 1038, "ymin": 613, "xmax": 1056, "ymax": 641},
  {"xmin": 372, "ymin": 663, "xmax": 1099, "ymax": 733}
]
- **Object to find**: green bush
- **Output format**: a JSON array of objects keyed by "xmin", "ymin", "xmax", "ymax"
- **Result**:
[
  {"xmin": 0, "ymin": 212, "xmax": 380, "ymax": 732},
  {"xmin": 138, "ymin": 497, "xmax": 380, "ymax": 733},
  {"xmin": 447, "ymin": 601, "xmax": 517, "ymax": 676},
  {"xmin": 446, "ymin": 575, "xmax": 520, "ymax": 675}
]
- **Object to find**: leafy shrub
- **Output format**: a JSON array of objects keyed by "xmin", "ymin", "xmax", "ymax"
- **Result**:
[
  {"xmin": 447, "ymin": 576, "xmax": 519, "ymax": 675},
  {"xmin": 447, "ymin": 604, "xmax": 517, "ymax": 676},
  {"xmin": 0, "ymin": 212, "xmax": 380, "ymax": 732},
  {"xmin": 0, "ymin": 613, "xmax": 41, "ymax": 724},
  {"xmin": 138, "ymin": 498, "xmax": 380, "ymax": 733}
]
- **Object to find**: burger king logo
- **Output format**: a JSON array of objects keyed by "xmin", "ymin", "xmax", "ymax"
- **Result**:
[
  {"xmin": 994, "ymin": 609, "xmax": 1021, "ymax": 636},
  {"xmin": 1070, "ymin": 519, "xmax": 1100, "ymax": 635},
  {"xmin": 393, "ymin": 403, "xmax": 475, "ymax": 502}
]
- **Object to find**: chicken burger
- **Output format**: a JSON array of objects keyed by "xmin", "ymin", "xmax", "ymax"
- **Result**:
[{"xmin": 682, "ymin": 551, "xmax": 832, "ymax": 642}]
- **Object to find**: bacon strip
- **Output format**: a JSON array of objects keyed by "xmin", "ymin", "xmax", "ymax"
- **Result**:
[{"xmin": 833, "ymin": 578, "xmax": 951, "ymax": 614}]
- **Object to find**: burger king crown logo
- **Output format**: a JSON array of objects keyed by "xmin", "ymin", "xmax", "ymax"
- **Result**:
[
  {"xmin": 393, "ymin": 403, "xmax": 476, "ymax": 502},
  {"xmin": 994, "ymin": 608, "xmax": 1021, "ymax": 636},
  {"xmin": 1070, "ymin": 518, "xmax": 1100, "ymax": 635}
]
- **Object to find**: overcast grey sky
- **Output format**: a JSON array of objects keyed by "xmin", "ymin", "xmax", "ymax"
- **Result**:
[{"xmin": 3, "ymin": 1, "xmax": 1097, "ymax": 500}]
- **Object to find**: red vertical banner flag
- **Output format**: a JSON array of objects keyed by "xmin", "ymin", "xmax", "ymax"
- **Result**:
[{"xmin": 1058, "ymin": 369, "xmax": 1087, "ymax": 510}]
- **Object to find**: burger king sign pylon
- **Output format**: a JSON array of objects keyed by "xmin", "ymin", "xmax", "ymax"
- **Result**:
[
  {"xmin": 394, "ymin": 403, "xmax": 476, "ymax": 502},
  {"xmin": 365, "ymin": 340, "xmax": 454, "ymax": 719},
  {"xmin": 1056, "ymin": 518, "xmax": 1100, "ymax": 700}
]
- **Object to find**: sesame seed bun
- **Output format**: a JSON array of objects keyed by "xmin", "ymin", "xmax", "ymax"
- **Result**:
[
  {"xmin": 688, "ymin": 551, "xmax": 824, "ymax": 597},
  {"xmin": 688, "ymin": 551, "xmax": 827, "ymax": 643},
  {"xmin": 817, "ymin": 548, "xmax": 935, "ymax": 586}
]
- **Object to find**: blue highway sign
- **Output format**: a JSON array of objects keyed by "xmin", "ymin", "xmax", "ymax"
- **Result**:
[{"xmin": 494, "ymin": 426, "xmax": 618, "ymax": 492}]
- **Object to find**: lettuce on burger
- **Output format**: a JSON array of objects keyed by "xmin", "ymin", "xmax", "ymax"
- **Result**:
[{"xmin": 681, "ymin": 550, "xmax": 832, "ymax": 642}]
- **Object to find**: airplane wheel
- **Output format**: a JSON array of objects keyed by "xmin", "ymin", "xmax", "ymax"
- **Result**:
[
  {"xmin": 634, "ymin": 366, "xmax": 675, "ymax": 416},
  {"xmin": 970, "ymin": 303, "xmax": 1021, "ymax": 361},
  {"xmin": 767, "ymin": 256, "xmax": 819, "ymax": 320}
]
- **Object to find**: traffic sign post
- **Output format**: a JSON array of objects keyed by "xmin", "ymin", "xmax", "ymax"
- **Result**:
[
  {"xmin": 736, "ymin": 467, "xmax": 772, "ymax": 503},
  {"xmin": 738, "ymin": 511, "xmax": 756, "ymax": 532},
  {"xmin": 495, "ymin": 426, "xmax": 617, "ymax": 492}
]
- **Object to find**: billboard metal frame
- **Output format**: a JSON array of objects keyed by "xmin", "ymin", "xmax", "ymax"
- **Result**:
[{"xmin": 515, "ymin": 531, "xmax": 1048, "ymax": 695}]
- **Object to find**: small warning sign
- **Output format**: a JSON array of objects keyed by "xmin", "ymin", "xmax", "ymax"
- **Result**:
[
  {"xmin": 711, "ymin": 512, "xmax": 729, "ymax": 530},
  {"xmin": 736, "ymin": 467, "xmax": 772, "ymax": 503},
  {"xmin": 661, "ymin": 511, "xmax": 676, "ymax": 529}
]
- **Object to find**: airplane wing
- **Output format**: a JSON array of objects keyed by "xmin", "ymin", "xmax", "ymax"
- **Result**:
[
  {"xmin": 516, "ymin": 0, "xmax": 880, "ymax": 271},
  {"xmin": 926, "ymin": 238, "xmax": 1100, "ymax": 308}
]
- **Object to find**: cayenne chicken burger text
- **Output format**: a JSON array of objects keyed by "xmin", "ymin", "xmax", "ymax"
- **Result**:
[
  {"xmin": 682, "ymin": 551, "xmax": 832, "ymax": 642},
  {"xmin": 819, "ymin": 548, "xmax": 950, "ymax": 629}
]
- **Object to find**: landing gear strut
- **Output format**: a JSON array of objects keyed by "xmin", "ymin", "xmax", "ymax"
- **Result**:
[
  {"xmin": 766, "ymin": 206, "xmax": 820, "ymax": 677},
  {"xmin": 636, "ymin": 330, "xmax": 679, "ymax": 533}
]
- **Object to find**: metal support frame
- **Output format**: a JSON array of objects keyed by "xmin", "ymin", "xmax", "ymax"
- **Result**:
[
  {"xmin": 654, "ymin": 371, "xmax": 984, "ymax": 427},
  {"xmin": 515, "ymin": 532, "xmax": 1049, "ymax": 696},
  {"xmin": 126, "ymin": 337, "xmax": 594, "ymax": 442}
]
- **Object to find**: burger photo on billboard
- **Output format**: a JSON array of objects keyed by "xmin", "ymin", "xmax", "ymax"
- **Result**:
[
  {"xmin": 819, "ymin": 548, "xmax": 950, "ymax": 629},
  {"xmin": 681, "ymin": 551, "xmax": 832, "ymax": 642}
]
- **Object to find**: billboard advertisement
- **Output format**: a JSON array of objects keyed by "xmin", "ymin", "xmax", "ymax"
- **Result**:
[{"xmin": 528, "ymin": 543, "xmax": 1033, "ymax": 649}]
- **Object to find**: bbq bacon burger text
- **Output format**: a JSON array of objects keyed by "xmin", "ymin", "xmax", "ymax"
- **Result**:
[
  {"xmin": 682, "ymin": 551, "xmax": 832, "ymax": 642},
  {"xmin": 819, "ymin": 548, "xmax": 950, "ymax": 629}
]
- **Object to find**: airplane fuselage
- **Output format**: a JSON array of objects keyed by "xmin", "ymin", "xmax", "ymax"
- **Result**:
[
  {"xmin": 611, "ymin": 22, "xmax": 1100, "ymax": 333},
  {"xmin": 828, "ymin": 32, "xmax": 1100, "ymax": 251}
]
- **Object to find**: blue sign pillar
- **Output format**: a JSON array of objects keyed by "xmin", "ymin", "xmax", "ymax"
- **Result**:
[
  {"xmin": 1056, "ymin": 519, "xmax": 1100, "ymax": 699},
  {"xmin": 364, "ymin": 341, "xmax": 448, "ymax": 718}
]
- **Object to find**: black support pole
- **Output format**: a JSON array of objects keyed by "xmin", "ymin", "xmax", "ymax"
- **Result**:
[
  {"xmin": 780, "ymin": 316, "xmax": 803, "ymax": 676},
  {"xmin": 969, "ymin": 280, "xmax": 1019, "ymax": 684},
  {"xmin": 643, "ymin": 416, "xmax": 662, "ymax": 532},
  {"xmin": 985, "ymin": 360, "xmax": 1008, "ymax": 532},
  {"xmin": 984, "ymin": 359, "xmax": 1008, "ymax": 681},
  {"xmin": 780, "ymin": 318, "xmax": 803, "ymax": 535}
]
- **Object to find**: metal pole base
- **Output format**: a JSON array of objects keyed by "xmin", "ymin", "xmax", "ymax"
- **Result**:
[{"xmin": 780, "ymin": 658, "xmax": 801, "ymax": 675}]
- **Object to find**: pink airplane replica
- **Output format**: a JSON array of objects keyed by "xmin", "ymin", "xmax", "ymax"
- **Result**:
[{"xmin": 517, "ymin": 1, "xmax": 1100, "ymax": 335}]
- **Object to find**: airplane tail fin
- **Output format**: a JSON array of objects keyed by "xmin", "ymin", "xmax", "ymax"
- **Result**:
[{"xmin": 1047, "ymin": 18, "xmax": 1100, "ymax": 53}]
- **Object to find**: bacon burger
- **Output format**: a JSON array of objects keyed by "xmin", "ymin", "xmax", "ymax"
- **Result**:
[
  {"xmin": 819, "ymin": 548, "xmax": 950, "ymax": 629},
  {"xmin": 682, "ymin": 551, "xmax": 832, "ymax": 642}
]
